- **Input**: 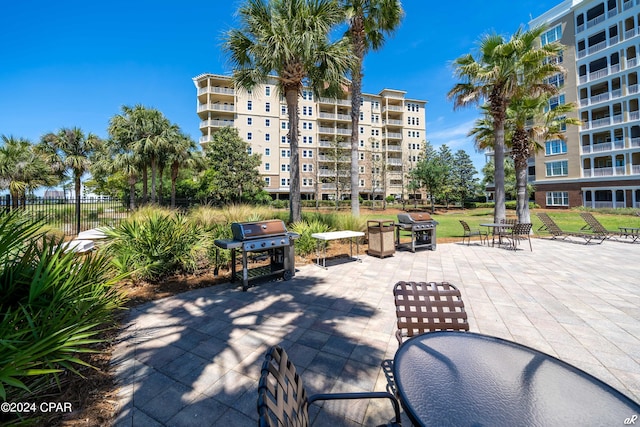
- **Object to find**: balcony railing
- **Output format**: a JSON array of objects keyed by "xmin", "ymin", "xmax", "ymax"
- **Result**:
[
  {"xmin": 586, "ymin": 14, "xmax": 605, "ymax": 29},
  {"xmin": 628, "ymin": 57, "xmax": 638, "ymax": 68},
  {"xmin": 199, "ymin": 135, "xmax": 213, "ymax": 144},
  {"xmin": 629, "ymin": 84, "xmax": 638, "ymax": 94},
  {"xmin": 197, "ymin": 86, "xmax": 234, "ymax": 96},
  {"xmin": 385, "ymin": 132, "xmax": 403, "ymax": 139},
  {"xmin": 383, "ymin": 119, "xmax": 403, "ymax": 125},
  {"xmin": 200, "ymin": 119, "xmax": 234, "ymax": 129},
  {"xmin": 587, "ymin": 40, "xmax": 607, "ymax": 55},
  {"xmin": 625, "ymin": 27, "xmax": 637, "ymax": 39},
  {"xmin": 197, "ymin": 103, "xmax": 235, "ymax": 112},
  {"xmin": 633, "ymin": 164, "xmax": 640, "ymax": 175},
  {"xmin": 624, "ymin": 0, "xmax": 634, "ymax": 10},
  {"xmin": 386, "ymin": 145, "xmax": 402, "ymax": 152},
  {"xmin": 382, "ymin": 105, "xmax": 403, "ymax": 113},
  {"xmin": 630, "ymin": 111, "xmax": 640, "ymax": 121},
  {"xmin": 632, "ymin": 137, "xmax": 640, "ymax": 148}
]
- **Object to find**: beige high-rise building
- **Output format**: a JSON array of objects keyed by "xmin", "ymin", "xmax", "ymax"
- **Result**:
[
  {"xmin": 530, "ymin": 0, "xmax": 640, "ymax": 208},
  {"xmin": 193, "ymin": 73, "xmax": 427, "ymax": 202}
]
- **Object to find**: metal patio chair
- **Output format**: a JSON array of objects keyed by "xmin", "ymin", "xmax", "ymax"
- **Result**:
[
  {"xmin": 393, "ymin": 281, "xmax": 469, "ymax": 346},
  {"xmin": 536, "ymin": 212, "xmax": 606, "ymax": 244},
  {"xmin": 505, "ymin": 222, "xmax": 533, "ymax": 251},
  {"xmin": 459, "ymin": 220, "xmax": 488, "ymax": 246},
  {"xmin": 258, "ymin": 345, "xmax": 401, "ymax": 427}
]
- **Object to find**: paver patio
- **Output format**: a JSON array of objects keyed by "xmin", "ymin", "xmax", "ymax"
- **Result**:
[{"xmin": 112, "ymin": 238, "xmax": 640, "ymax": 426}]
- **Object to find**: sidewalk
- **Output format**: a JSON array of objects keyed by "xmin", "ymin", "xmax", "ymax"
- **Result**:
[{"xmin": 112, "ymin": 238, "xmax": 640, "ymax": 426}]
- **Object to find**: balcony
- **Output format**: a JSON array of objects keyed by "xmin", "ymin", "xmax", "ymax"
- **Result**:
[
  {"xmin": 387, "ymin": 158, "xmax": 403, "ymax": 166},
  {"xmin": 200, "ymin": 119, "xmax": 234, "ymax": 129},
  {"xmin": 382, "ymin": 105, "xmax": 403, "ymax": 113},
  {"xmin": 632, "ymin": 137, "xmax": 640, "ymax": 148},
  {"xmin": 197, "ymin": 86, "xmax": 234, "ymax": 96},
  {"xmin": 625, "ymin": 27, "xmax": 637, "ymax": 40},
  {"xmin": 628, "ymin": 57, "xmax": 638, "ymax": 68},
  {"xmin": 385, "ymin": 132, "xmax": 403, "ymax": 140},
  {"xmin": 319, "ymin": 97, "xmax": 351, "ymax": 106},
  {"xmin": 197, "ymin": 103, "xmax": 235, "ymax": 113},
  {"xmin": 199, "ymin": 135, "xmax": 213, "ymax": 144},
  {"xmin": 586, "ymin": 14, "xmax": 605, "ymax": 29},
  {"xmin": 633, "ymin": 165, "xmax": 640, "ymax": 174},
  {"xmin": 386, "ymin": 145, "xmax": 402, "ymax": 152},
  {"xmin": 624, "ymin": 0, "xmax": 634, "ymax": 11},
  {"xmin": 383, "ymin": 119, "xmax": 403, "ymax": 126}
]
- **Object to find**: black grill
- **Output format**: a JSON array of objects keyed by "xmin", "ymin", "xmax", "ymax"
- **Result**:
[
  {"xmin": 395, "ymin": 212, "xmax": 438, "ymax": 252},
  {"xmin": 214, "ymin": 220, "xmax": 298, "ymax": 291}
]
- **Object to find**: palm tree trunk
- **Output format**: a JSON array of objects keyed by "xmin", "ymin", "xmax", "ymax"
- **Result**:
[
  {"xmin": 171, "ymin": 162, "xmax": 178, "ymax": 209},
  {"xmin": 74, "ymin": 175, "xmax": 82, "ymax": 235},
  {"xmin": 128, "ymin": 174, "xmax": 136, "ymax": 210},
  {"xmin": 515, "ymin": 164, "xmax": 529, "ymax": 223},
  {"xmin": 286, "ymin": 88, "xmax": 302, "ymax": 223},
  {"xmin": 142, "ymin": 166, "xmax": 148, "ymax": 204},
  {"xmin": 158, "ymin": 161, "xmax": 165, "ymax": 205},
  {"xmin": 349, "ymin": 19, "xmax": 366, "ymax": 218},
  {"xmin": 150, "ymin": 157, "xmax": 157, "ymax": 204},
  {"xmin": 492, "ymin": 116, "xmax": 507, "ymax": 224}
]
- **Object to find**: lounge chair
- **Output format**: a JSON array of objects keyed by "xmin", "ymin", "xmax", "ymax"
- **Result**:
[
  {"xmin": 579, "ymin": 212, "xmax": 618, "ymax": 240},
  {"xmin": 459, "ymin": 220, "xmax": 488, "ymax": 246},
  {"xmin": 535, "ymin": 212, "xmax": 606, "ymax": 244}
]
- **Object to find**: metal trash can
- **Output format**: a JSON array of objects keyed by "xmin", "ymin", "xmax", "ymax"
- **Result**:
[{"xmin": 367, "ymin": 220, "xmax": 396, "ymax": 258}]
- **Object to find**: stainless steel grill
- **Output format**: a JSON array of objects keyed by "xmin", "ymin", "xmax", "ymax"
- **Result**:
[
  {"xmin": 214, "ymin": 220, "xmax": 298, "ymax": 291},
  {"xmin": 395, "ymin": 212, "xmax": 438, "ymax": 252}
]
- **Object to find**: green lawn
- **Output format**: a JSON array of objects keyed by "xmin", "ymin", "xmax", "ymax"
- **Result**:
[{"xmin": 360, "ymin": 208, "xmax": 640, "ymax": 240}]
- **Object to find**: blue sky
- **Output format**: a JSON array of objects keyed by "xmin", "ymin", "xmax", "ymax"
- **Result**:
[{"xmin": 0, "ymin": 0, "xmax": 563, "ymax": 177}]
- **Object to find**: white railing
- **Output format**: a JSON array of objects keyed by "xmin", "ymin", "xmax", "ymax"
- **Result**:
[
  {"xmin": 579, "ymin": 74, "xmax": 588, "ymax": 84},
  {"xmin": 200, "ymin": 119, "xmax": 234, "ymax": 128},
  {"xmin": 587, "ymin": 40, "xmax": 607, "ymax": 55},
  {"xmin": 612, "ymin": 88, "xmax": 623, "ymax": 99},
  {"xmin": 611, "ymin": 63, "xmax": 620, "ymax": 73},
  {"xmin": 580, "ymin": 98, "xmax": 589, "ymax": 107},
  {"xmin": 594, "ymin": 167, "xmax": 614, "ymax": 177},
  {"xmin": 628, "ymin": 84, "xmax": 638, "ymax": 94},
  {"xmin": 614, "ymin": 140, "xmax": 625, "ymax": 150},
  {"xmin": 199, "ymin": 135, "xmax": 213, "ymax": 144},
  {"xmin": 613, "ymin": 114, "xmax": 623, "ymax": 124},
  {"xmin": 582, "ymin": 145, "xmax": 592, "ymax": 153},
  {"xmin": 631, "ymin": 137, "xmax": 640, "ymax": 147},
  {"xmin": 589, "ymin": 68, "xmax": 609, "ymax": 81},
  {"xmin": 591, "ymin": 117, "xmax": 611, "ymax": 128},
  {"xmin": 383, "ymin": 119, "xmax": 403, "ymax": 125},
  {"xmin": 336, "ymin": 114, "xmax": 351, "ymax": 121},
  {"xmin": 610, "ymin": 35, "xmax": 619, "ymax": 45},
  {"xmin": 387, "ymin": 158, "xmax": 403, "ymax": 165},
  {"xmin": 608, "ymin": 8, "xmax": 618, "ymax": 18},
  {"xmin": 197, "ymin": 86, "xmax": 234, "ymax": 96},
  {"xmin": 627, "ymin": 57, "xmax": 638, "ymax": 68},
  {"xmin": 586, "ymin": 14, "xmax": 605, "ymax": 29},
  {"xmin": 319, "ymin": 112, "xmax": 336, "ymax": 119},
  {"xmin": 591, "ymin": 93, "xmax": 610, "ymax": 104},
  {"xmin": 321, "ymin": 183, "xmax": 336, "ymax": 190},
  {"xmin": 382, "ymin": 105, "xmax": 403, "ymax": 112},
  {"xmin": 385, "ymin": 132, "xmax": 403, "ymax": 139},
  {"xmin": 630, "ymin": 111, "xmax": 640, "ymax": 121},
  {"xmin": 318, "ymin": 97, "xmax": 351, "ymax": 106},
  {"xmin": 197, "ymin": 103, "xmax": 235, "ymax": 112},
  {"xmin": 624, "ymin": 0, "xmax": 634, "ymax": 11},
  {"xmin": 592, "ymin": 142, "xmax": 613, "ymax": 152},
  {"xmin": 386, "ymin": 145, "xmax": 402, "ymax": 152},
  {"xmin": 615, "ymin": 166, "xmax": 626, "ymax": 175},
  {"xmin": 577, "ymin": 24, "xmax": 585, "ymax": 33},
  {"xmin": 633, "ymin": 165, "xmax": 640, "ymax": 174},
  {"xmin": 625, "ymin": 27, "xmax": 637, "ymax": 39},
  {"xmin": 319, "ymin": 127, "xmax": 334, "ymax": 133},
  {"xmin": 577, "ymin": 49, "xmax": 586, "ymax": 59},
  {"xmin": 336, "ymin": 128, "xmax": 351, "ymax": 135}
]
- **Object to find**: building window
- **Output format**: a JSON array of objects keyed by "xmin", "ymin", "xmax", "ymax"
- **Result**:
[
  {"xmin": 247, "ymin": 132, "xmax": 252, "ymax": 140},
  {"xmin": 281, "ymin": 164, "xmax": 290, "ymax": 172},
  {"xmin": 359, "ymin": 166, "xmax": 365, "ymax": 173},
  {"xmin": 281, "ymin": 178, "xmax": 290, "ymax": 186},
  {"xmin": 281, "ymin": 105, "xmax": 287, "ymax": 115},
  {"xmin": 281, "ymin": 149, "xmax": 290, "ymax": 157},
  {"xmin": 265, "ymin": 102, "xmax": 271, "ymax": 112},
  {"xmin": 546, "ymin": 191, "xmax": 569, "ymax": 206},
  {"xmin": 360, "ymin": 127, "xmax": 364, "ymax": 134},
  {"xmin": 359, "ymin": 179, "xmax": 365, "ymax": 187},
  {"xmin": 302, "ymin": 150, "xmax": 313, "ymax": 158},
  {"xmin": 265, "ymin": 148, "xmax": 270, "ymax": 156},
  {"xmin": 247, "ymin": 147, "xmax": 252, "ymax": 155},
  {"xmin": 360, "ymin": 112, "xmax": 364, "ymax": 120},
  {"xmin": 545, "ymin": 160, "xmax": 568, "ymax": 176},
  {"xmin": 265, "ymin": 177, "xmax": 270, "ymax": 186},
  {"xmin": 265, "ymin": 163, "xmax": 270, "ymax": 171},
  {"xmin": 359, "ymin": 140, "xmax": 364, "ymax": 147},
  {"xmin": 265, "ymin": 86, "xmax": 271, "ymax": 96},
  {"xmin": 247, "ymin": 100, "xmax": 252, "ymax": 110},
  {"xmin": 359, "ymin": 153, "xmax": 365, "ymax": 160},
  {"xmin": 265, "ymin": 119, "xmax": 270, "ymax": 127},
  {"xmin": 541, "ymin": 25, "xmax": 562, "ymax": 46},
  {"xmin": 308, "ymin": 136, "xmax": 313, "ymax": 144},
  {"xmin": 247, "ymin": 117, "xmax": 252, "ymax": 125},
  {"xmin": 265, "ymin": 133, "xmax": 270, "ymax": 141},
  {"xmin": 545, "ymin": 139, "xmax": 567, "ymax": 155},
  {"xmin": 281, "ymin": 136, "xmax": 290, "ymax": 144},
  {"xmin": 546, "ymin": 94, "xmax": 565, "ymax": 112}
]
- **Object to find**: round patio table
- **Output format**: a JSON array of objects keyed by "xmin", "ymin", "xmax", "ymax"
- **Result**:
[{"xmin": 393, "ymin": 331, "xmax": 640, "ymax": 426}]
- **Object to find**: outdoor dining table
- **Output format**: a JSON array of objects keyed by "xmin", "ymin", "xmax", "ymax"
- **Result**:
[
  {"xmin": 393, "ymin": 331, "xmax": 640, "ymax": 426},
  {"xmin": 480, "ymin": 222, "xmax": 512, "ymax": 247}
]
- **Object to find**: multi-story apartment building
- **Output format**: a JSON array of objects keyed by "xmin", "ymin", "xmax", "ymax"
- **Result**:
[
  {"xmin": 530, "ymin": 0, "xmax": 640, "ymax": 208},
  {"xmin": 193, "ymin": 73, "xmax": 426, "ymax": 202}
]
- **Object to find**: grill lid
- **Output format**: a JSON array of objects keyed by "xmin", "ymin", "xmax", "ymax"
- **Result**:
[
  {"xmin": 231, "ymin": 219, "xmax": 288, "ymax": 241},
  {"xmin": 397, "ymin": 212, "xmax": 434, "ymax": 224}
]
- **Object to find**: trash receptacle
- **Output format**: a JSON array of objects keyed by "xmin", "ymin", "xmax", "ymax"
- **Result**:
[{"xmin": 367, "ymin": 220, "xmax": 395, "ymax": 258}]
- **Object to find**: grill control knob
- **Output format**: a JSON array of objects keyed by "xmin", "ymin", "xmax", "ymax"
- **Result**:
[
  {"xmin": 261, "ymin": 242, "xmax": 266, "ymax": 247},
  {"xmin": 249, "ymin": 243, "xmax": 255, "ymax": 249}
]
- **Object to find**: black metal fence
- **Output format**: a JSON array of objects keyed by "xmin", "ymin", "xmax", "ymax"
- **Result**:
[{"xmin": 1, "ymin": 195, "xmax": 130, "ymax": 236}]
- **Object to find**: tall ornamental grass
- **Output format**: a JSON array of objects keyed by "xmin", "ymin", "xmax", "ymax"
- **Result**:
[
  {"xmin": 0, "ymin": 212, "xmax": 125, "ymax": 403},
  {"xmin": 104, "ymin": 208, "xmax": 210, "ymax": 281}
]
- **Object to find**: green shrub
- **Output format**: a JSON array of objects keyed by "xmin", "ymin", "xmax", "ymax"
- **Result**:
[
  {"xmin": 0, "ymin": 211, "xmax": 125, "ymax": 404},
  {"xmin": 291, "ymin": 220, "xmax": 331, "ymax": 256},
  {"xmin": 104, "ymin": 208, "xmax": 208, "ymax": 281}
]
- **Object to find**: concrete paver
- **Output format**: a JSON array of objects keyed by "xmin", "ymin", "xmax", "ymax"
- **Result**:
[{"xmin": 113, "ymin": 238, "xmax": 640, "ymax": 425}]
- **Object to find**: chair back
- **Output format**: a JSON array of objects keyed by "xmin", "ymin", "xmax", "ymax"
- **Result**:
[
  {"xmin": 394, "ymin": 281, "xmax": 469, "ymax": 345},
  {"xmin": 536, "ymin": 213, "xmax": 563, "ymax": 235},
  {"xmin": 459, "ymin": 220, "xmax": 471, "ymax": 233},
  {"xmin": 512, "ymin": 222, "xmax": 532, "ymax": 235},
  {"xmin": 258, "ymin": 346, "xmax": 310, "ymax": 427},
  {"xmin": 580, "ymin": 212, "xmax": 607, "ymax": 233},
  {"xmin": 500, "ymin": 218, "xmax": 517, "ymax": 225}
]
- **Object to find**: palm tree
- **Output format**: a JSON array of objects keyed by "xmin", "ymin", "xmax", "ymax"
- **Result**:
[
  {"xmin": 342, "ymin": 0, "xmax": 403, "ymax": 217},
  {"xmin": 224, "ymin": 0, "xmax": 354, "ymax": 223},
  {"xmin": 449, "ymin": 26, "xmax": 559, "ymax": 223},
  {"xmin": 509, "ymin": 96, "xmax": 580, "ymax": 223},
  {"xmin": 0, "ymin": 135, "xmax": 53, "ymax": 208},
  {"xmin": 167, "ymin": 132, "xmax": 200, "ymax": 208},
  {"xmin": 108, "ymin": 105, "xmax": 171, "ymax": 205},
  {"xmin": 39, "ymin": 128, "xmax": 101, "ymax": 234}
]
